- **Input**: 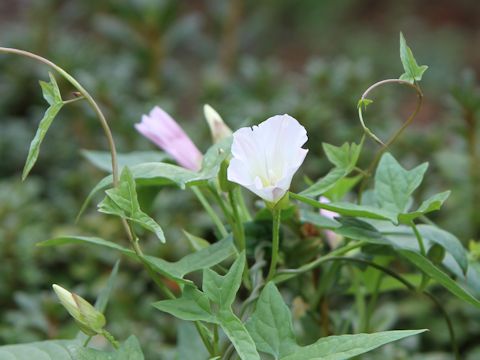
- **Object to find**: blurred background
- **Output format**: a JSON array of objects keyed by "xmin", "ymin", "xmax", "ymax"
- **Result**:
[{"xmin": 1, "ymin": 0, "xmax": 480, "ymax": 358}]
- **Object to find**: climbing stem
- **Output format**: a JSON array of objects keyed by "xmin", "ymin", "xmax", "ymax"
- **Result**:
[
  {"xmin": 357, "ymin": 78, "xmax": 423, "ymax": 201},
  {"xmin": 266, "ymin": 209, "xmax": 282, "ymax": 282}
]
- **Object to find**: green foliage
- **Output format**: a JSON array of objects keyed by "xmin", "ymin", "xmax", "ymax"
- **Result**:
[
  {"xmin": 22, "ymin": 73, "xmax": 64, "ymax": 180},
  {"xmin": 80, "ymin": 137, "xmax": 232, "ymax": 217},
  {"xmin": 399, "ymin": 32, "xmax": 428, "ymax": 83},
  {"xmin": 374, "ymin": 153, "xmax": 428, "ymax": 213},
  {"xmin": 98, "ymin": 167, "xmax": 165, "ymax": 243},
  {"xmin": 0, "ymin": 336, "xmax": 144, "ymax": 360},
  {"xmin": 246, "ymin": 283, "xmax": 426, "ymax": 359},
  {"xmin": 82, "ymin": 150, "xmax": 170, "ymax": 173},
  {"xmin": 38, "ymin": 235, "xmax": 236, "ymax": 283},
  {"xmin": 154, "ymin": 254, "xmax": 261, "ymax": 360},
  {"xmin": 300, "ymin": 140, "xmax": 363, "ymax": 197}
]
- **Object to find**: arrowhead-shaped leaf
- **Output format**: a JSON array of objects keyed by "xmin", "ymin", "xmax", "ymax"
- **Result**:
[
  {"xmin": 202, "ymin": 253, "xmax": 245, "ymax": 308},
  {"xmin": 98, "ymin": 167, "xmax": 165, "ymax": 242},
  {"xmin": 23, "ymin": 72, "xmax": 64, "ymax": 180},
  {"xmin": 374, "ymin": 153, "xmax": 428, "ymax": 214},
  {"xmin": 399, "ymin": 32, "xmax": 428, "ymax": 83},
  {"xmin": 300, "ymin": 140, "xmax": 363, "ymax": 198}
]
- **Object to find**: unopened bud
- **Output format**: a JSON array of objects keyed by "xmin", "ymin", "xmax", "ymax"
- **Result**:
[
  {"xmin": 203, "ymin": 104, "xmax": 232, "ymax": 143},
  {"xmin": 52, "ymin": 284, "xmax": 106, "ymax": 335}
]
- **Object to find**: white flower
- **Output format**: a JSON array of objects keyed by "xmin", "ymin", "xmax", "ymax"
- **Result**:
[{"xmin": 227, "ymin": 114, "xmax": 308, "ymax": 203}]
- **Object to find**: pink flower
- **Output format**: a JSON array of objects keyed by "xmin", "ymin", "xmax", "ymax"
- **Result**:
[
  {"xmin": 319, "ymin": 196, "xmax": 342, "ymax": 249},
  {"xmin": 135, "ymin": 106, "xmax": 203, "ymax": 171}
]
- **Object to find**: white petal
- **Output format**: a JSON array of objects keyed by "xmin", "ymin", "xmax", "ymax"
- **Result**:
[{"xmin": 227, "ymin": 113, "xmax": 308, "ymax": 203}]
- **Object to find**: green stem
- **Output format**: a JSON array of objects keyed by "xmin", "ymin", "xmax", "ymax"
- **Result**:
[
  {"xmin": 101, "ymin": 329, "xmax": 120, "ymax": 350},
  {"xmin": 213, "ymin": 324, "xmax": 220, "ymax": 355},
  {"xmin": 357, "ymin": 79, "xmax": 423, "ymax": 201},
  {"xmin": 350, "ymin": 266, "xmax": 367, "ymax": 333},
  {"xmin": 266, "ymin": 209, "xmax": 281, "ymax": 282},
  {"xmin": 0, "ymin": 47, "xmax": 139, "ymax": 255},
  {"xmin": 209, "ymin": 185, "xmax": 234, "ymax": 221},
  {"xmin": 410, "ymin": 221, "xmax": 431, "ymax": 290},
  {"xmin": 0, "ymin": 47, "xmax": 120, "ymax": 185},
  {"xmin": 192, "ymin": 186, "xmax": 228, "ymax": 238},
  {"xmin": 195, "ymin": 322, "xmax": 215, "ymax": 356},
  {"xmin": 83, "ymin": 335, "xmax": 93, "ymax": 347},
  {"xmin": 228, "ymin": 188, "xmax": 246, "ymax": 251},
  {"xmin": 364, "ymin": 272, "xmax": 384, "ymax": 332},
  {"xmin": 410, "ymin": 221, "xmax": 426, "ymax": 256},
  {"xmin": 275, "ymin": 240, "xmax": 366, "ymax": 282},
  {"xmin": 228, "ymin": 187, "xmax": 251, "ymax": 289},
  {"xmin": 234, "ymin": 187, "xmax": 252, "ymax": 221}
]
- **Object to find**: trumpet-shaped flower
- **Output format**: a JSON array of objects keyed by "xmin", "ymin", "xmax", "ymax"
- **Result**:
[
  {"xmin": 135, "ymin": 106, "xmax": 203, "ymax": 171},
  {"xmin": 227, "ymin": 114, "xmax": 308, "ymax": 203}
]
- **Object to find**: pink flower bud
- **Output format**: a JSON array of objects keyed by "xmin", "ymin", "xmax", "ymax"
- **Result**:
[{"xmin": 135, "ymin": 106, "xmax": 203, "ymax": 171}]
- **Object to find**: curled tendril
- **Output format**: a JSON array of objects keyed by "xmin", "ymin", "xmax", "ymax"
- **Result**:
[
  {"xmin": 358, "ymin": 78, "xmax": 423, "ymax": 148},
  {"xmin": 357, "ymin": 78, "xmax": 424, "ymax": 199}
]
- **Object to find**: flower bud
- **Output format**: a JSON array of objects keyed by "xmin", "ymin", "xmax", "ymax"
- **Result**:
[
  {"xmin": 203, "ymin": 104, "xmax": 232, "ymax": 143},
  {"xmin": 52, "ymin": 284, "xmax": 106, "ymax": 335},
  {"xmin": 427, "ymin": 244, "xmax": 445, "ymax": 265}
]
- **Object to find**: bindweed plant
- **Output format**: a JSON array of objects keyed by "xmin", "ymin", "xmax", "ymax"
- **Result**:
[{"xmin": 0, "ymin": 33, "xmax": 476, "ymax": 359}]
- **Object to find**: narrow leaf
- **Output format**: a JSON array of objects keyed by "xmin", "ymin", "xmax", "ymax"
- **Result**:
[
  {"xmin": 399, "ymin": 249, "xmax": 480, "ymax": 307},
  {"xmin": 281, "ymin": 330, "xmax": 427, "ymax": 360}
]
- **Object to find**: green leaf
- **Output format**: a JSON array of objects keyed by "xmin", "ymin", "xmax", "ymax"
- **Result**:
[
  {"xmin": 0, "ymin": 340, "xmax": 79, "ymax": 360},
  {"xmin": 77, "ymin": 260, "xmax": 121, "ymax": 342},
  {"xmin": 79, "ymin": 137, "xmax": 232, "ymax": 217},
  {"xmin": 246, "ymin": 283, "xmax": 299, "ymax": 359},
  {"xmin": 183, "ymin": 230, "xmax": 211, "ymax": 251},
  {"xmin": 217, "ymin": 309, "xmax": 261, "ymax": 360},
  {"xmin": 83, "ymin": 335, "xmax": 144, "ymax": 360},
  {"xmin": 300, "ymin": 167, "xmax": 348, "ymax": 198},
  {"xmin": 81, "ymin": 150, "xmax": 170, "ymax": 172},
  {"xmin": 374, "ymin": 153, "xmax": 428, "ymax": 213},
  {"xmin": 23, "ymin": 73, "xmax": 64, "ymax": 180},
  {"xmin": 39, "ymin": 73, "xmax": 62, "ymax": 105},
  {"xmin": 203, "ymin": 253, "xmax": 245, "ymax": 308},
  {"xmin": 281, "ymin": 330, "xmax": 427, "ymax": 360},
  {"xmin": 152, "ymin": 285, "xmax": 216, "ymax": 322},
  {"xmin": 399, "ymin": 32, "xmax": 428, "ymax": 83},
  {"xmin": 95, "ymin": 260, "xmax": 120, "ymax": 313},
  {"xmin": 399, "ymin": 249, "xmax": 480, "ymax": 307},
  {"xmin": 0, "ymin": 336, "xmax": 144, "ymax": 360},
  {"xmin": 98, "ymin": 167, "xmax": 165, "ymax": 243},
  {"xmin": 334, "ymin": 217, "xmax": 388, "ymax": 245},
  {"xmin": 398, "ymin": 191, "xmax": 451, "ymax": 223},
  {"xmin": 298, "ymin": 210, "xmax": 340, "ymax": 230},
  {"xmin": 291, "ymin": 193, "xmax": 398, "ymax": 224},
  {"xmin": 176, "ymin": 321, "xmax": 209, "ymax": 360},
  {"xmin": 300, "ymin": 140, "xmax": 362, "ymax": 198},
  {"xmin": 144, "ymin": 236, "xmax": 236, "ymax": 281},
  {"xmin": 323, "ymin": 175, "xmax": 362, "ymax": 202},
  {"xmin": 38, "ymin": 235, "xmax": 236, "ymax": 283},
  {"xmin": 37, "ymin": 235, "xmax": 134, "ymax": 255},
  {"xmin": 246, "ymin": 283, "xmax": 425, "ymax": 360},
  {"xmin": 357, "ymin": 98, "xmax": 373, "ymax": 110},
  {"xmin": 323, "ymin": 142, "xmax": 361, "ymax": 170},
  {"xmin": 418, "ymin": 225, "xmax": 468, "ymax": 274}
]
